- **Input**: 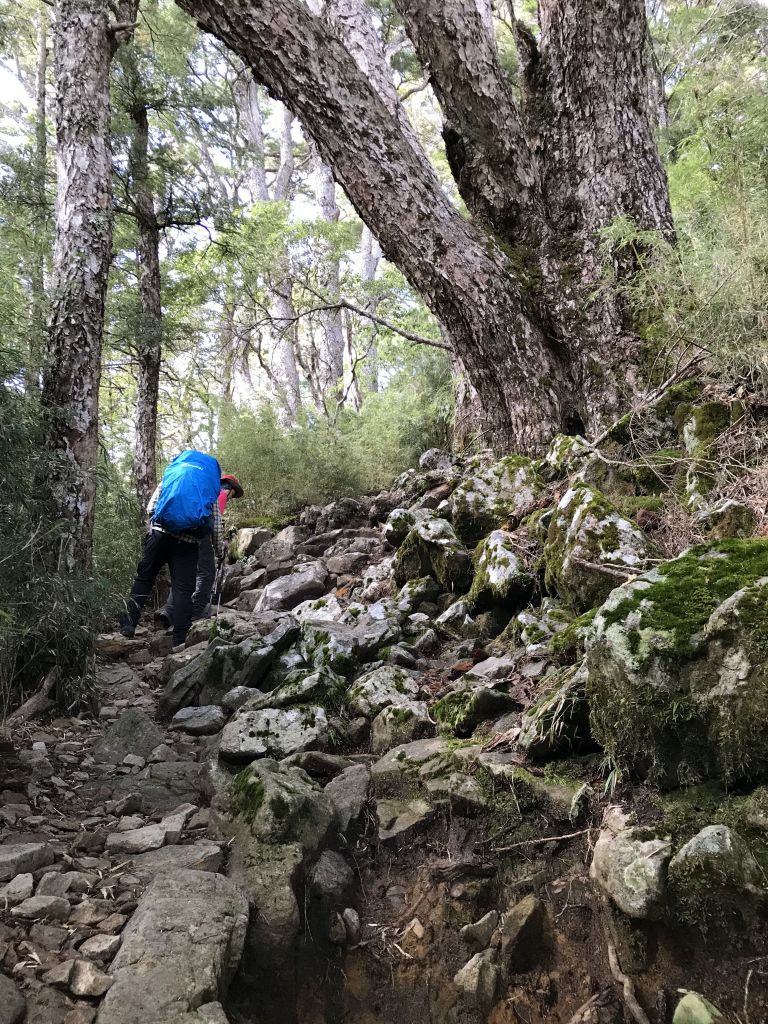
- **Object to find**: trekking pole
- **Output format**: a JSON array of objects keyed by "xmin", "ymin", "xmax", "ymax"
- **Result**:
[{"xmin": 214, "ymin": 557, "xmax": 226, "ymax": 621}]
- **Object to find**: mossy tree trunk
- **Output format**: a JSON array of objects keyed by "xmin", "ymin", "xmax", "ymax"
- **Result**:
[{"xmin": 178, "ymin": 0, "xmax": 673, "ymax": 453}]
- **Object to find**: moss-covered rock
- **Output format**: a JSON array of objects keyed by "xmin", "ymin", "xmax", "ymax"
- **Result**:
[
  {"xmin": 693, "ymin": 499, "xmax": 757, "ymax": 540},
  {"xmin": 242, "ymin": 667, "xmax": 347, "ymax": 714},
  {"xmin": 383, "ymin": 507, "xmax": 430, "ymax": 548},
  {"xmin": 392, "ymin": 517, "xmax": 472, "ymax": 591},
  {"xmin": 211, "ymin": 758, "xmax": 333, "ymax": 853},
  {"xmin": 548, "ymin": 608, "xmax": 597, "ymax": 663},
  {"xmin": 346, "ymin": 665, "xmax": 419, "ymax": 718},
  {"xmin": 668, "ymin": 824, "xmax": 765, "ymax": 929},
  {"xmin": 393, "ymin": 576, "xmax": 440, "ymax": 616},
  {"xmin": 678, "ymin": 401, "xmax": 732, "ymax": 511},
  {"xmin": 450, "ymin": 456, "xmax": 544, "ymax": 545},
  {"xmin": 219, "ymin": 704, "xmax": 330, "ymax": 763},
  {"xmin": 543, "ymin": 485, "xmax": 654, "ymax": 613},
  {"xmin": 518, "ymin": 664, "xmax": 591, "ymax": 757},
  {"xmin": 586, "ymin": 538, "xmax": 768, "ymax": 786},
  {"xmin": 589, "ymin": 807, "xmax": 672, "ymax": 920},
  {"xmin": 432, "ymin": 684, "xmax": 517, "ymax": 738},
  {"xmin": 371, "ymin": 700, "xmax": 434, "ymax": 754},
  {"xmin": 300, "ymin": 617, "xmax": 400, "ymax": 675},
  {"xmin": 672, "ymin": 993, "xmax": 723, "ymax": 1024},
  {"xmin": 466, "ymin": 530, "xmax": 535, "ymax": 612},
  {"xmin": 541, "ymin": 433, "xmax": 591, "ymax": 481}
]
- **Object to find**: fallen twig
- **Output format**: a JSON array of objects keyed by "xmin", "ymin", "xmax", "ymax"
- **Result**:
[{"xmin": 493, "ymin": 827, "xmax": 593, "ymax": 853}]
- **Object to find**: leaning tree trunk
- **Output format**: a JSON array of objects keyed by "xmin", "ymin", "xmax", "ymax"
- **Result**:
[
  {"xmin": 41, "ymin": 0, "xmax": 113, "ymax": 572},
  {"xmin": 128, "ymin": 95, "xmax": 163, "ymax": 511},
  {"xmin": 177, "ymin": 0, "xmax": 571, "ymax": 452},
  {"xmin": 178, "ymin": 0, "xmax": 672, "ymax": 453}
]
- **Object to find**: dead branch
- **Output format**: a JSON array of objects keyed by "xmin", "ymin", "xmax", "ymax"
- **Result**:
[
  {"xmin": 5, "ymin": 667, "xmax": 59, "ymax": 728},
  {"xmin": 607, "ymin": 942, "xmax": 651, "ymax": 1024},
  {"xmin": 493, "ymin": 827, "xmax": 593, "ymax": 853}
]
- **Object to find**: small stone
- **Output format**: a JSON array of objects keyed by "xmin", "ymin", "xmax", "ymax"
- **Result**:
[
  {"xmin": 92, "ymin": 709, "xmax": 164, "ymax": 765},
  {"xmin": 222, "ymin": 686, "xmax": 260, "ymax": 713},
  {"xmin": 69, "ymin": 958, "xmax": 114, "ymax": 997},
  {"xmin": 79, "ymin": 933, "xmax": 121, "ymax": 960},
  {"xmin": 122, "ymin": 755, "xmax": 146, "ymax": 769},
  {"xmin": 69, "ymin": 900, "xmax": 112, "ymax": 926},
  {"xmin": 11, "ymin": 894, "xmax": 70, "ymax": 921},
  {"xmin": 37, "ymin": 871, "xmax": 74, "ymax": 897},
  {"xmin": 324, "ymin": 764, "xmax": 370, "ymax": 834},
  {"xmin": 453, "ymin": 948, "xmax": 499, "ymax": 1011},
  {"xmin": 44, "ymin": 958, "xmax": 76, "ymax": 988},
  {"xmin": 97, "ymin": 912, "xmax": 129, "ymax": 934},
  {"xmin": 499, "ymin": 895, "xmax": 544, "ymax": 972},
  {"xmin": 171, "ymin": 706, "xmax": 226, "ymax": 736},
  {"xmin": 0, "ymin": 872, "xmax": 34, "ymax": 906},
  {"xmin": 64, "ymin": 1006, "xmax": 98, "ymax": 1024},
  {"xmin": 105, "ymin": 823, "xmax": 168, "ymax": 855},
  {"xmin": 147, "ymin": 743, "xmax": 178, "ymax": 763},
  {"xmin": 0, "ymin": 973, "xmax": 25, "ymax": 1024},
  {"xmin": 116, "ymin": 815, "xmax": 145, "ymax": 832},
  {"xmin": 590, "ymin": 809, "xmax": 672, "ymax": 920},
  {"xmin": 0, "ymin": 841, "xmax": 55, "ymax": 882},
  {"xmin": 342, "ymin": 907, "xmax": 361, "ymax": 945},
  {"xmin": 460, "ymin": 910, "xmax": 499, "ymax": 951},
  {"xmin": 30, "ymin": 922, "xmax": 69, "ymax": 949}
]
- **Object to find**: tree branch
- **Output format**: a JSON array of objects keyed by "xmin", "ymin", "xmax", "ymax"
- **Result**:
[{"xmin": 391, "ymin": 0, "xmax": 545, "ymax": 245}]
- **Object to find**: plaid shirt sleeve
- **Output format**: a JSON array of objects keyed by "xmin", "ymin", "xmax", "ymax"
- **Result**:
[{"xmin": 212, "ymin": 502, "xmax": 224, "ymax": 559}]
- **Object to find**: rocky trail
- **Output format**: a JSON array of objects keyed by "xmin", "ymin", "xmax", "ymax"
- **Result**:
[{"xmin": 3, "ymin": 392, "xmax": 768, "ymax": 1024}]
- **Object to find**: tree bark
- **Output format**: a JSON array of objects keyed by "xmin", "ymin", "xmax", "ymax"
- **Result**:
[
  {"xmin": 127, "ymin": 94, "xmax": 163, "ymax": 511},
  {"xmin": 178, "ymin": 0, "xmax": 673, "ymax": 452},
  {"xmin": 28, "ymin": 10, "xmax": 49, "ymax": 387},
  {"xmin": 315, "ymin": 156, "xmax": 345, "ymax": 398},
  {"xmin": 42, "ymin": 0, "xmax": 114, "ymax": 571},
  {"xmin": 177, "ymin": 0, "xmax": 571, "ymax": 452}
]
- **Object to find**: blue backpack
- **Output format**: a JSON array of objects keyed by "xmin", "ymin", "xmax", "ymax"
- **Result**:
[{"xmin": 152, "ymin": 450, "xmax": 221, "ymax": 536}]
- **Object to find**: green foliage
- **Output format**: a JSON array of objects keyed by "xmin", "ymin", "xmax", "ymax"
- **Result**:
[
  {"xmin": 217, "ymin": 349, "xmax": 451, "ymax": 525},
  {"xmin": 0, "ymin": 346, "xmax": 125, "ymax": 712},
  {"xmin": 604, "ymin": 2, "xmax": 768, "ymax": 391}
]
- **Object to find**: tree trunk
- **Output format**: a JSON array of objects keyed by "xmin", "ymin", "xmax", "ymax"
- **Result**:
[
  {"xmin": 28, "ymin": 11, "xmax": 49, "ymax": 387},
  {"xmin": 178, "ymin": 0, "xmax": 673, "ymax": 453},
  {"xmin": 314, "ymin": 156, "xmax": 345, "ymax": 398},
  {"xmin": 178, "ymin": 0, "xmax": 571, "ymax": 452},
  {"xmin": 127, "ymin": 95, "xmax": 163, "ymax": 511},
  {"xmin": 42, "ymin": 0, "xmax": 113, "ymax": 571},
  {"xmin": 358, "ymin": 224, "xmax": 381, "ymax": 398}
]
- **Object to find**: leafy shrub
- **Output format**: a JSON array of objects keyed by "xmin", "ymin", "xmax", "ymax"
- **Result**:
[
  {"xmin": 0, "ymin": 344, "xmax": 139, "ymax": 714},
  {"xmin": 218, "ymin": 349, "xmax": 452, "ymax": 526}
]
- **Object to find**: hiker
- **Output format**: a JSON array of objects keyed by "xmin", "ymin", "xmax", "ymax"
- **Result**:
[
  {"xmin": 155, "ymin": 472, "xmax": 244, "ymax": 628},
  {"xmin": 119, "ymin": 450, "xmax": 224, "ymax": 647}
]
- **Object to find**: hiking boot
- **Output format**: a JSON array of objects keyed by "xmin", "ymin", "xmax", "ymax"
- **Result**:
[{"xmin": 154, "ymin": 608, "xmax": 171, "ymax": 630}]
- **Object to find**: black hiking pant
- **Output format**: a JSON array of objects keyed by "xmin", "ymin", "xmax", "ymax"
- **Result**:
[
  {"xmin": 161, "ymin": 534, "xmax": 216, "ymax": 621},
  {"xmin": 123, "ymin": 530, "xmax": 199, "ymax": 645}
]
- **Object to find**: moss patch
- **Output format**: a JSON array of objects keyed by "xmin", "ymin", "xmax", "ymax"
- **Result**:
[{"xmin": 601, "ymin": 538, "xmax": 768, "ymax": 659}]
